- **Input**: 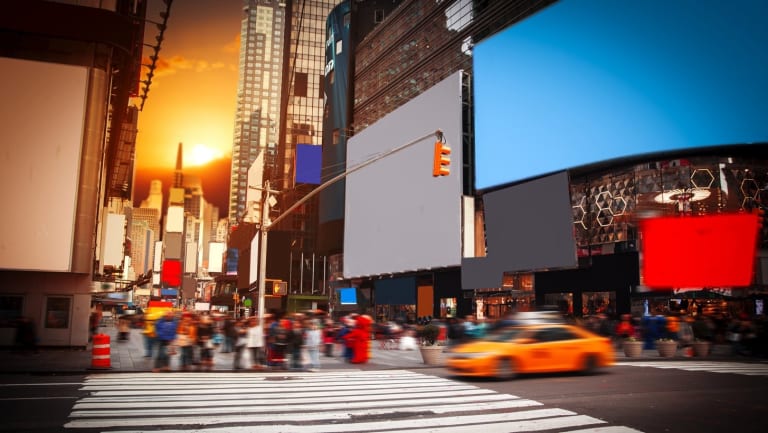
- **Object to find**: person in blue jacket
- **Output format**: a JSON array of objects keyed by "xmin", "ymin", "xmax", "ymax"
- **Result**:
[{"xmin": 153, "ymin": 310, "xmax": 178, "ymax": 372}]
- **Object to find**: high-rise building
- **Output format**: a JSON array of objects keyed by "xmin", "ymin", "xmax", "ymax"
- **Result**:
[
  {"xmin": 269, "ymin": 0, "xmax": 344, "ymax": 295},
  {"xmin": 227, "ymin": 0, "xmax": 343, "ymax": 297},
  {"xmin": 140, "ymin": 180, "xmax": 164, "ymax": 213},
  {"xmin": 228, "ymin": 0, "xmax": 287, "ymax": 225},
  {"xmin": 131, "ymin": 207, "xmax": 161, "ymax": 275}
]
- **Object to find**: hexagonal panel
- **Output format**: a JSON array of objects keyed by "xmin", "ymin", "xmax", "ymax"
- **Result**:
[
  {"xmin": 595, "ymin": 191, "xmax": 612, "ymax": 210},
  {"xmin": 572, "ymin": 196, "xmax": 587, "ymax": 229},
  {"xmin": 596, "ymin": 208, "xmax": 614, "ymax": 227},
  {"xmin": 690, "ymin": 168, "xmax": 714, "ymax": 189},
  {"xmin": 610, "ymin": 196, "xmax": 627, "ymax": 216},
  {"xmin": 740, "ymin": 178, "xmax": 760, "ymax": 200}
]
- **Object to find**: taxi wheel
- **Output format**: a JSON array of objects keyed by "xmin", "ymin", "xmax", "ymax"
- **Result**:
[
  {"xmin": 494, "ymin": 358, "xmax": 517, "ymax": 380},
  {"xmin": 581, "ymin": 354, "xmax": 598, "ymax": 375}
]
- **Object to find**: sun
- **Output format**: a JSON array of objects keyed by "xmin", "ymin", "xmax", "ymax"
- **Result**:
[{"xmin": 187, "ymin": 144, "xmax": 222, "ymax": 166}]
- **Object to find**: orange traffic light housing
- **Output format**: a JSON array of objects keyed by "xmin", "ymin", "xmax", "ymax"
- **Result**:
[{"xmin": 432, "ymin": 141, "xmax": 451, "ymax": 177}]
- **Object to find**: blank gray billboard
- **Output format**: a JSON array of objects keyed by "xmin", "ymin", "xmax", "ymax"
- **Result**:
[
  {"xmin": 344, "ymin": 72, "xmax": 464, "ymax": 279},
  {"xmin": 462, "ymin": 171, "xmax": 578, "ymax": 290}
]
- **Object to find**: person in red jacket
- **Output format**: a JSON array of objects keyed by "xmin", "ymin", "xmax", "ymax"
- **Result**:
[
  {"xmin": 615, "ymin": 314, "xmax": 636, "ymax": 347},
  {"xmin": 345, "ymin": 314, "xmax": 372, "ymax": 364}
]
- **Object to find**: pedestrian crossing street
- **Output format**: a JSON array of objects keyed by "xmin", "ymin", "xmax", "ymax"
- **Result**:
[
  {"xmin": 65, "ymin": 370, "xmax": 642, "ymax": 432},
  {"xmin": 617, "ymin": 361, "xmax": 768, "ymax": 377}
]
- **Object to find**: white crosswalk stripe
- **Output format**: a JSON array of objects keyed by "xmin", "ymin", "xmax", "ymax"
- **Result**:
[
  {"xmin": 65, "ymin": 370, "xmax": 643, "ymax": 432},
  {"xmin": 617, "ymin": 361, "xmax": 768, "ymax": 377}
]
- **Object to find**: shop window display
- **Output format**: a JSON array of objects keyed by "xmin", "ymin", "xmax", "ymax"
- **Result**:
[
  {"xmin": 439, "ymin": 298, "xmax": 457, "ymax": 318},
  {"xmin": 545, "ymin": 293, "xmax": 573, "ymax": 316},
  {"xmin": 582, "ymin": 291, "xmax": 615, "ymax": 316}
]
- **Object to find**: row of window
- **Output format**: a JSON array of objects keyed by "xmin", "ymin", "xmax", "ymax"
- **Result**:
[{"xmin": 0, "ymin": 295, "xmax": 71, "ymax": 329}]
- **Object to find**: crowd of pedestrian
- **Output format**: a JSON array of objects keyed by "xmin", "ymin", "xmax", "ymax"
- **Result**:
[
  {"xmin": 135, "ymin": 310, "xmax": 379, "ymax": 373},
  {"xmin": 578, "ymin": 311, "xmax": 768, "ymax": 357},
  {"xmin": 122, "ymin": 306, "xmax": 768, "ymax": 373}
]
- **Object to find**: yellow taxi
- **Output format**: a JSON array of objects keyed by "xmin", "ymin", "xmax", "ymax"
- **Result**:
[{"xmin": 445, "ymin": 323, "xmax": 614, "ymax": 379}]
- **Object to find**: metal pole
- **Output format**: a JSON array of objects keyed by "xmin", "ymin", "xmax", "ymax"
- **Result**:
[
  {"xmin": 257, "ymin": 180, "xmax": 270, "ymax": 334},
  {"xmin": 300, "ymin": 251, "xmax": 304, "ymax": 294}
]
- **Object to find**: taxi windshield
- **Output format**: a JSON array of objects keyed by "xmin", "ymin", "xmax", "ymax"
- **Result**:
[{"xmin": 484, "ymin": 326, "xmax": 527, "ymax": 342}]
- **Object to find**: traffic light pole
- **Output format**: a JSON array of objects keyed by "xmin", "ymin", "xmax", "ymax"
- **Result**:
[{"xmin": 253, "ymin": 129, "xmax": 444, "ymax": 332}]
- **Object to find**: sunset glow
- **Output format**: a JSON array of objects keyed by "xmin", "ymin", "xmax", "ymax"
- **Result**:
[
  {"xmin": 130, "ymin": 1, "xmax": 241, "ymax": 212},
  {"xmin": 132, "ymin": 1, "xmax": 240, "ymax": 170},
  {"xmin": 187, "ymin": 143, "xmax": 224, "ymax": 167}
]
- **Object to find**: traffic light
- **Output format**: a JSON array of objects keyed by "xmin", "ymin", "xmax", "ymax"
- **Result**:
[{"xmin": 432, "ymin": 141, "xmax": 451, "ymax": 177}]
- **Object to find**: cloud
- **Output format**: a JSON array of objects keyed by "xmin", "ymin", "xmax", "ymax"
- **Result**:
[
  {"xmin": 145, "ymin": 55, "xmax": 193, "ymax": 78},
  {"xmin": 142, "ymin": 54, "xmax": 229, "ymax": 81},
  {"xmin": 223, "ymin": 34, "xmax": 240, "ymax": 54}
]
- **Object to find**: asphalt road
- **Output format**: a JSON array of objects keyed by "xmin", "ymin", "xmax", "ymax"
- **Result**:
[
  {"xmin": 433, "ymin": 361, "xmax": 768, "ymax": 433},
  {"xmin": 1, "ymin": 361, "xmax": 766, "ymax": 433}
]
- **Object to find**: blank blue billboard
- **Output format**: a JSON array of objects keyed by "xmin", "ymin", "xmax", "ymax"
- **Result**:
[
  {"xmin": 474, "ymin": 0, "xmax": 768, "ymax": 190},
  {"xmin": 296, "ymin": 143, "xmax": 322, "ymax": 185},
  {"xmin": 337, "ymin": 287, "xmax": 357, "ymax": 305}
]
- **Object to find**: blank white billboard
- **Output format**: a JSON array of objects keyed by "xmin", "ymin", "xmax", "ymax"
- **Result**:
[
  {"xmin": 102, "ymin": 213, "xmax": 126, "ymax": 268},
  {"xmin": 153, "ymin": 241, "xmax": 163, "ymax": 271},
  {"xmin": 185, "ymin": 242, "xmax": 198, "ymax": 274},
  {"xmin": 344, "ymin": 71, "xmax": 464, "ymax": 279},
  {"xmin": 165, "ymin": 206, "xmax": 184, "ymax": 233},
  {"xmin": 249, "ymin": 234, "xmax": 260, "ymax": 286},
  {"xmin": 0, "ymin": 57, "xmax": 87, "ymax": 271},
  {"xmin": 208, "ymin": 242, "xmax": 225, "ymax": 273}
]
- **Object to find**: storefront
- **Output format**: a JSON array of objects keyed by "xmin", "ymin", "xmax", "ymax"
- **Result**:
[
  {"xmin": 534, "ymin": 252, "xmax": 638, "ymax": 318},
  {"xmin": 368, "ymin": 270, "xmax": 469, "ymax": 323}
]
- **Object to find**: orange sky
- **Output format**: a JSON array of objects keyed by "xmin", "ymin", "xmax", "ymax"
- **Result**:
[{"xmin": 132, "ymin": 0, "xmax": 242, "ymax": 170}]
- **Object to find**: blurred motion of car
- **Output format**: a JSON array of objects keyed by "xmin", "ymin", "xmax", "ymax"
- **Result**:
[
  {"xmin": 491, "ymin": 309, "xmax": 566, "ymax": 329},
  {"xmin": 445, "ymin": 323, "xmax": 614, "ymax": 379}
]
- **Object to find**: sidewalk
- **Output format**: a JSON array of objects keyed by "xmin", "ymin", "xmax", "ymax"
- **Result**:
[
  {"xmin": 0, "ymin": 326, "xmax": 424, "ymax": 375},
  {"xmin": 0, "ymin": 326, "xmax": 751, "ymax": 375}
]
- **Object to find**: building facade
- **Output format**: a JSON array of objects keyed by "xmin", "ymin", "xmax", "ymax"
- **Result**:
[
  {"xmin": 0, "ymin": 0, "xmax": 150, "ymax": 346},
  {"xmin": 320, "ymin": 0, "xmax": 553, "ymax": 321},
  {"xmin": 321, "ymin": 0, "xmax": 767, "ymax": 324},
  {"xmin": 228, "ymin": 0, "xmax": 287, "ymax": 225},
  {"xmin": 227, "ymin": 0, "xmax": 345, "ymax": 305}
]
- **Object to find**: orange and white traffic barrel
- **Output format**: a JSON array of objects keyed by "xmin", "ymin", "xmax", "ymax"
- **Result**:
[{"xmin": 91, "ymin": 333, "xmax": 111, "ymax": 369}]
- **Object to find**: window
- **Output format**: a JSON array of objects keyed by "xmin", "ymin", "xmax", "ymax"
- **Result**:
[
  {"xmin": 374, "ymin": 9, "xmax": 385, "ymax": 23},
  {"xmin": 45, "ymin": 296, "xmax": 71, "ymax": 329},
  {"xmin": 0, "ymin": 295, "xmax": 23, "ymax": 328},
  {"xmin": 534, "ymin": 327, "xmax": 577, "ymax": 342}
]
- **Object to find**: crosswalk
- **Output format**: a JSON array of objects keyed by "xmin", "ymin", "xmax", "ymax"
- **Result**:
[
  {"xmin": 65, "ymin": 370, "xmax": 642, "ymax": 432},
  {"xmin": 617, "ymin": 361, "xmax": 768, "ymax": 377}
]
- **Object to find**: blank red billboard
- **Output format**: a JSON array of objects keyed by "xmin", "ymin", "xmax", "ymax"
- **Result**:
[
  {"xmin": 641, "ymin": 213, "xmax": 759, "ymax": 288},
  {"xmin": 160, "ymin": 259, "xmax": 182, "ymax": 287}
]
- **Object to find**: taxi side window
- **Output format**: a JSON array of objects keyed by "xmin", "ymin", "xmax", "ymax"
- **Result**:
[{"xmin": 535, "ymin": 328, "xmax": 576, "ymax": 342}]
